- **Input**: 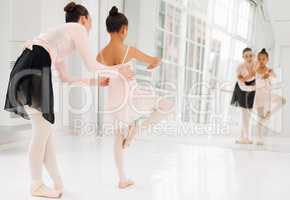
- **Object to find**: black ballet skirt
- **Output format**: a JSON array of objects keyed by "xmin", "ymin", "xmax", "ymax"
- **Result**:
[
  {"xmin": 230, "ymin": 79, "xmax": 256, "ymax": 109},
  {"xmin": 4, "ymin": 45, "xmax": 55, "ymax": 124}
]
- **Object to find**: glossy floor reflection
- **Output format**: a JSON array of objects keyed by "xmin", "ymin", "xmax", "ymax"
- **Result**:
[{"xmin": 1, "ymin": 133, "xmax": 290, "ymax": 200}]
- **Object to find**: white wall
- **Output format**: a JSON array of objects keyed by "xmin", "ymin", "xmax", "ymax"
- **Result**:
[
  {"xmin": 124, "ymin": 0, "xmax": 157, "ymax": 54},
  {"xmin": 252, "ymin": 5, "xmax": 275, "ymax": 57},
  {"xmin": 0, "ymin": 0, "xmax": 43, "ymax": 126},
  {"xmin": 262, "ymin": 0, "xmax": 290, "ymax": 136},
  {"xmin": 0, "ymin": 0, "xmax": 12, "ymax": 126}
]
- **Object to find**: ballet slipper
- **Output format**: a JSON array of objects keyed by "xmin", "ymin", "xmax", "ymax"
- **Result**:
[
  {"xmin": 120, "ymin": 134, "xmax": 128, "ymax": 149},
  {"xmin": 123, "ymin": 136, "xmax": 136, "ymax": 149},
  {"xmin": 235, "ymin": 138, "xmax": 247, "ymax": 144},
  {"xmin": 118, "ymin": 179, "xmax": 135, "ymax": 189},
  {"xmin": 31, "ymin": 182, "xmax": 61, "ymax": 198},
  {"xmin": 246, "ymin": 139, "xmax": 253, "ymax": 144},
  {"xmin": 263, "ymin": 111, "xmax": 271, "ymax": 120},
  {"xmin": 235, "ymin": 138, "xmax": 253, "ymax": 144},
  {"xmin": 54, "ymin": 183, "xmax": 64, "ymax": 197},
  {"xmin": 256, "ymin": 139, "xmax": 264, "ymax": 146},
  {"xmin": 122, "ymin": 126, "xmax": 138, "ymax": 149},
  {"xmin": 122, "ymin": 138, "xmax": 130, "ymax": 149}
]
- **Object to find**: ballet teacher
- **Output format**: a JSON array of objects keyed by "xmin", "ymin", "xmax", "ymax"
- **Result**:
[{"xmin": 4, "ymin": 2, "xmax": 134, "ymax": 198}]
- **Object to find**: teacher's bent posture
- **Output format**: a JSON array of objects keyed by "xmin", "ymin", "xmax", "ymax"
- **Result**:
[{"xmin": 4, "ymin": 2, "xmax": 134, "ymax": 198}]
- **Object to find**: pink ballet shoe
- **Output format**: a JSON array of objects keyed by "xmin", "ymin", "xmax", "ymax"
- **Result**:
[
  {"xmin": 122, "ymin": 136, "xmax": 135, "ymax": 149},
  {"xmin": 118, "ymin": 180, "xmax": 135, "ymax": 189},
  {"xmin": 122, "ymin": 138, "xmax": 130, "ymax": 149},
  {"xmin": 122, "ymin": 125, "xmax": 138, "ymax": 149},
  {"xmin": 256, "ymin": 141, "xmax": 264, "ymax": 146},
  {"xmin": 263, "ymin": 111, "xmax": 271, "ymax": 120},
  {"xmin": 235, "ymin": 138, "xmax": 253, "ymax": 144},
  {"xmin": 31, "ymin": 182, "xmax": 61, "ymax": 198},
  {"xmin": 246, "ymin": 139, "xmax": 253, "ymax": 144},
  {"xmin": 54, "ymin": 183, "xmax": 64, "ymax": 197}
]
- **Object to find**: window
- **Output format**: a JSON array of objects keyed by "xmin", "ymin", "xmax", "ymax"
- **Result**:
[{"xmin": 156, "ymin": 0, "xmax": 256, "ymax": 125}]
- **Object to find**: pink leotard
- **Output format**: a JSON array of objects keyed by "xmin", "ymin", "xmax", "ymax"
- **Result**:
[
  {"xmin": 101, "ymin": 46, "xmax": 157, "ymax": 126},
  {"xmin": 236, "ymin": 62, "xmax": 256, "ymax": 92},
  {"xmin": 24, "ymin": 23, "xmax": 119, "ymax": 81}
]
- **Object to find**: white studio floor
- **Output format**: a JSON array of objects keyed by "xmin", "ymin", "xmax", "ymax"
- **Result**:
[{"xmin": 1, "ymin": 131, "xmax": 290, "ymax": 200}]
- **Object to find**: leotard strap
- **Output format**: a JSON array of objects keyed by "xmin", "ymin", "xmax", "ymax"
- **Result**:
[{"xmin": 121, "ymin": 46, "xmax": 130, "ymax": 64}]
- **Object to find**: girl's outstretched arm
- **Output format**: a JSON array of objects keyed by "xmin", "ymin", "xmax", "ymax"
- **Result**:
[
  {"xmin": 131, "ymin": 47, "xmax": 161, "ymax": 70},
  {"xmin": 262, "ymin": 68, "xmax": 276, "ymax": 79}
]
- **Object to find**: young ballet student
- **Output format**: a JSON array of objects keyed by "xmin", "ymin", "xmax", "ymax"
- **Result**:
[
  {"xmin": 231, "ymin": 47, "xmax": 256, "ymax": 144},
  {"xmin": 254, "ymin": 48, "xmax": 286, "ymax": 145},
  {"xmin": 96, "ymin": 6, "xmax": 173, "ymax": 189},
  {"xmin": 4, "ymin": 2, "xmax": 134, "ymax": 198}
]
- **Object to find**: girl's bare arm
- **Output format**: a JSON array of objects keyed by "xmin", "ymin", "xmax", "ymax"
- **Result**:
[{"xmin": 131, "ymin": 47, "xmax": 161, "ymax": 69}]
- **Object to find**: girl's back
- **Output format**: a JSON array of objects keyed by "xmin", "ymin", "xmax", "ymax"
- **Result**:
[
  {"xmin": 97, "ymin": 45, "xmax": 138, "ymax": 121},
  {"xmin": 97, "ymin": 44, "xmax": 132, "ymax": 66}
]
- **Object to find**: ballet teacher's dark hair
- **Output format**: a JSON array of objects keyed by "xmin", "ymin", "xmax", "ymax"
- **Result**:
[
  {"xmin": 106, "ymin": 6, "xmax": 128, "ymax": 33},
  {"xmin": 64, "ymin": 2, "xmax": 89, "ymax": 23},
  {"xmin": 242, "ymin": 47, "xmax": 252, "ymax": 55},
  {"xmin": 258, "ymin": 48, "xmax": 269, "ymax": 58}
]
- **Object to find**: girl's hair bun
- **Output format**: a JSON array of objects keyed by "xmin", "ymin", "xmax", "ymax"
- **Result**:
[
  {"xmin": 106, "ymin": 6, "xmax": 128, "ymax": 32},
  {"xmin": 64, "ymin": 2, "xmax": 76, "ymax": 12},
  {"xmin": 109, "ymin": 6, "xmax": 118, "ymax": 16},
  {"xmin": 261, "ymin": 48, "xmax": 267, "ymax": 53},
  {"xmin": 258, "ymin": 48, "xmax": 269, "ymax": 58}
]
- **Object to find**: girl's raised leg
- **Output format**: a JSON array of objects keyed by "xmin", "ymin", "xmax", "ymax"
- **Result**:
[
  {"xmin": 123, "ymin": 98, "xmax": 173, "ymax": 148},
  {"xmin": 264, "ymin": 94, "xmax": 286, "ymax": 119},
  {"xmin": 141, "ymin": 98, "xmax": 173, "ymax": 129}
]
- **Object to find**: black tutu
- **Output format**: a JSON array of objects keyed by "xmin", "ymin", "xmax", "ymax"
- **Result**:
[
  {"xmin": 4, "ymin": 45, "xmax": 55, "ymax": 124},
  {"xmin": 230, "ymin": 79, "xmax": 256, "ymax": 109}
]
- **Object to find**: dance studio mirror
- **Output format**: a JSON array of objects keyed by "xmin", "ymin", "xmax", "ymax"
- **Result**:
[
  {"xmin": 1, "ymin": 0, "xmax": 290, "ymax": 199},
  {"xmin": 123, "ymin": 0, "xmax": 288, "ymax": 141}
]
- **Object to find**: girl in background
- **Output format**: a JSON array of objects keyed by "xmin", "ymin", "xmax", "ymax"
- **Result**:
[
  {"xmin": 231, "ymin": 48, "xmax": 256, "ymax": 144},
  {"xmin": 4, "ymin": 2, "xmax": 133, "ymax": 198},
  {"xmin": 97, "ymin": 6, "xmax": 173, "ymax": 189},
  {"xmin": 254, "ymin": 48, "xmax": 286, "ymax": 145}
]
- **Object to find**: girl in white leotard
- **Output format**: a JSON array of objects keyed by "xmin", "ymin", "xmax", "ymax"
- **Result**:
[
  {"xmin": 254, "ymin": 48, "xmax": 286, "ymax": 145},
  {"xmin": 96, "ymin": 6, "xmax": 174, "ymax": 189}
]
